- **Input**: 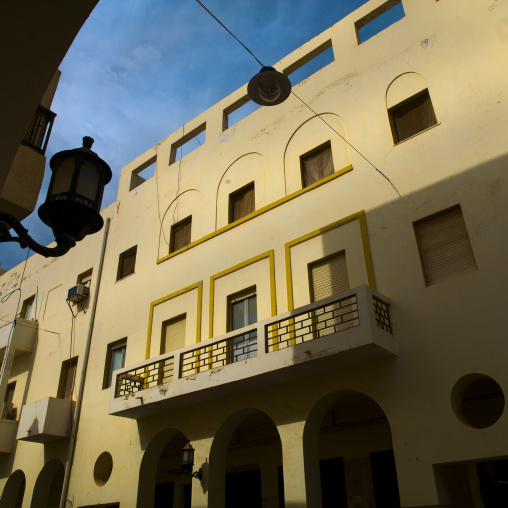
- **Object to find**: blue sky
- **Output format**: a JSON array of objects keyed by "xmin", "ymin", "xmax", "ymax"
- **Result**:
[{"xmin": 2, "ymin": 0, "xmax": 405, "ymax": 271}]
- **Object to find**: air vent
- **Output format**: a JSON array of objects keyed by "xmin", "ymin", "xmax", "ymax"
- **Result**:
[{"xmin": 67, "ymin": 283, "xmax": 90, "ymax": 303}]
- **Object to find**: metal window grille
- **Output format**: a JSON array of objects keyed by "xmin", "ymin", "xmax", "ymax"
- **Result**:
[
  {"xmin": 373, "ymin": 296, "xmax": 392, "ymax": 333},
  {"xmin": 180, "ymin": 329, "xmax": 258, "ymax": 377},
  {"xmin": 266, "ymin": 295, "xmax": 359, "ymax": 352}
]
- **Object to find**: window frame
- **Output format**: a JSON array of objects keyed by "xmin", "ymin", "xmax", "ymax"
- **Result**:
[
  {"xmin": 77, "ymin": 268, "xmax": 93, "ymax": 288},
  {"xmin": 300, "ymin": 141, "xmax": 334, "ymax": 189},
  {"xmin": 388, "ymin": 89, "xmax": 438, "ymax": 144},
  {"xmin": 103, "ymin": 339, "xmax": 127, "ymax": 390},
  {"xmin": 170, "ymin": 216, "xmax": 192, "ymax": 253},
  {"xmin": 116, "ymin": 246, "xmax": 137, "ymax": 281},
  {"xmin": 20, "ymin": 295, "xmax": 35, "ymax": 320},
  {"xmin": 229, "ymin": 182, "xmax": 255, "ymax": 224},
  {"xmin": 227, "ymin": 286, "xmax": 257, "ymax": 364},
  {"xmin": 58, "ymin": 357, "xmax": 78, "ymax": 399}
]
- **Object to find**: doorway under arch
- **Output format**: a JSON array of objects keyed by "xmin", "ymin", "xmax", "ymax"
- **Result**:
[
  {"xmin": 137, "ymin": 428, "xmax": 192, "ymax": 508},
  {"xmin": 304, "ymin": 391, "xmax": 400, "ymax": 508},
  {"xmin": 0, "ymin": 470, "xmax": 26, "ymax": 508},
  {"xmin": 209, "ymin": 408, "xmax": 283, "ymax": 508},
  {"xmin": 30, "ymin": 459, "xmax": 64, "ymax": 508}
]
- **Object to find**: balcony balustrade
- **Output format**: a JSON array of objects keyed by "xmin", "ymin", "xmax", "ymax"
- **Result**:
[{"xmin": 110, "ymin": 285, "xmax": 397, "ymax": 419}]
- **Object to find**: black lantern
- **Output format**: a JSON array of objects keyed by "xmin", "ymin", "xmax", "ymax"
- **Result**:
[
  {"xmin": 247, "ymin": 66, "xmax": 291, "ymax": 106},
  {"xmin": 0, "ymin": 137, "xmax": 112, "ymax": 258},
  {"xmin": 168, "ymin": 441, "xmax": 202, "ymax": 480},
  {"xmin": 39, "ymin": 136, "xmax": 112, "ymax": 243}
]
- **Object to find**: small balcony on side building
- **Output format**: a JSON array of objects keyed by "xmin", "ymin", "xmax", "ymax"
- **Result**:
[
  {"xmin": 16, "ymin": 397, "xmax": 74, "ymax": 444},
  {"xmin": 0, "ymin": 318, "xmax": 37, "ymax": 362},
  {"xmin": 109, "ymin": 285, "xmax": 397, "ymax": 419}
]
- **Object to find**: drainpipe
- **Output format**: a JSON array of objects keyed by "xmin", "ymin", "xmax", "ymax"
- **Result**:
[{"xmin": 59, "ymin": 217, "xmax": 110, "ymax": 508}]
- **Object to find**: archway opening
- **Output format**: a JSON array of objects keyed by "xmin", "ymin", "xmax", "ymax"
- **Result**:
[
  {"xmin": 31, "ymin": 460, "xmax": 64, "ymax": 508},
  {"xmin": 138, "ymin": 429, "xmax": 192, "ymax": 508},
  {"xmin": 224, "ymin": 410, "xmax": 283, "ymax": 508},
  {"xmin": 0, "ymin": 470, "xmax": 26, "ymax": 508},
  {"xmin": 317, "ymin": 392, "xmax": 400, "ymax": 508}
]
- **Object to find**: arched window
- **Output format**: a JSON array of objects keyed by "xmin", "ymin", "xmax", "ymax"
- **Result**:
[{"xmin": 386, "ymin": 73, "xmax": 438, "ymax": 143}]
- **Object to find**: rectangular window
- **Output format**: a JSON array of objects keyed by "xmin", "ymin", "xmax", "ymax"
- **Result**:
[
  {"xmin": 78, "ymin": 268, "xmax": 93, "ymax": 289},
  {"xmin": 21, "ymin": 295, "xmax": 35, "ymax": 320},
  {"xmin": 414, "ymin": 206, "xmax": 477, "ymax": 285},
  {"xmin": 309, "ymin": 252, "xmax": 349, "ymax": 302},
  {"xmin": 2, "ymin": 382, "xmax": 17, "ymax": 420},
  {"xmin": 104, "ymin": 339, "xmax": 127, "ymax": 389},
  {"xmin": 389, "ymin": 90, "xmax": 437, "ymax": 143},
  {"xmin": 309, "ymin": 253, "xmax": 353, "ymax": 337},
  {"xmin": 161, "ymin": 314, "xmax": 186, "ymax": 354},
  {"xmin": 229, "ymin": 183, "xmax": 255, "ymax": 223},
  {"xmin": 58, "ymin": 357, "xmax": 78, "ymax": 399},
  {"xmin": 170, "ymin": 217, "xmax": 192, "ymax": 253},
  {"xmin": 228, "ymin": 287, "xmax": 257, "ymax": 363},
  {"xmin": 301, "ymin": 142, "xmax": 334, "ymax": 188},
  {"xmin": 117, "ymin": 246, "xmax": 137, "ymax": 280}
]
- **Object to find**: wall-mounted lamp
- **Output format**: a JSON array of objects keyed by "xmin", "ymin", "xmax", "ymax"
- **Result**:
[
  {"xmin": 168, "ymin": 441, "xmax": 202, "ymax": 480},
  {"xmin": 0, "ymin": 137, "xmax": 112, "ymax": 258},
  {"xmin": 248, "ymin": 66, "xmax": 291, "ymax": 106}
]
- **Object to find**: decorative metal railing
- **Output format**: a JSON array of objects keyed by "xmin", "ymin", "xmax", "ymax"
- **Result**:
[
  {"xmin": 114, "ymin": 287, "xmax": 392, "ymax": 398},
  {"xmin": 22, "ymin": 105, "xmax": 56, "ymax": 155},
  {"xmin": 266, "ymin": 294, "xmax": 359, "ymax": 352},
  {"xmin": 115, "ymin": 356, "xmax": 174, "ymax": 397},
  {"xmin": 180, "ymin": 330, "xmax": 257, "ymax": 377},
  {"xmin": 373, "ymin": 295, "xmax": 392, "ymax": 333}
]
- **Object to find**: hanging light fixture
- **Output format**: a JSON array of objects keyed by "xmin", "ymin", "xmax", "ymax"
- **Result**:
[
  {"xmin": 248, "ymin": 66, "xmax": 291, "ymax": 106},
  {"xmin": 0, "ymin": 136, "xmax": 112, "ymax": 257}
]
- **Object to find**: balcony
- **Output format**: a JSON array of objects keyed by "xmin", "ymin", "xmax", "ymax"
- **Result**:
[
  {"xmin": 109, "ymin": 285, "xmax": 397, "ymax": 419},
  {"xmin": 0, "ymin": 419, "xmax": 19, "ymax": 454},
  {"xmin": 0, "ymin": 318, "xmax": 37, "ymax": 363},
  {"xmin": 16, "ymin": 397, "xmax": 74, "ymax": 444}
]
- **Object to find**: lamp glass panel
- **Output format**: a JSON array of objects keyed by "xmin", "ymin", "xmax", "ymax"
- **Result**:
[
  {"xmin": 182, "ymin": 447, "xmax": 194, "ymax": 466},
  {"xmin": 50, "ymin": 158, "xmax": 75, "ymax": 196},
  {"xmin": 76, "ymin": 160, "xmax": 101, "ymax": 203}
]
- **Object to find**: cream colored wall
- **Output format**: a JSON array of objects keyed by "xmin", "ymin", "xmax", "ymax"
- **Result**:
[{"xmin": 0, "ymin": 0, "xmax": 507, "ymax": 507}]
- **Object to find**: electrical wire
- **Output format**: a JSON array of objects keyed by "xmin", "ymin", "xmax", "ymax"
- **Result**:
[
  {"xmin": 290, "ymin": 91, "xmax": 401, "ymax": 197},
  {"xmin": 192, "ymin": 0, "xmax": 402, "ymax": 197},
  {"xmin": 0, "ymin": 248, "xmax": 30, "ymax": 381},
  {"xmin": 193, "ymin": 0, "xmax": 264, "ymax": 67}
]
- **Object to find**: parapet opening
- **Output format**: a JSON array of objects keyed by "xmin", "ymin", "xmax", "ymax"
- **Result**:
[
  {"xmin": 355, "ymin": 0, "xmax": 405, "ymax": 44},
  {"xmin": 283, "ymin": 39, "xmax": 334, "ymax": 86},
  {"xmin": 130, "ymin": 157, "xmax": 156, "ymax": 191},
  {"xmin": 222, "ymin": 95, "xmax": 261, "ymax": 131},
  {"xmin": 169, "ymin": 123, "xmax": 206, "ymax": 165}
]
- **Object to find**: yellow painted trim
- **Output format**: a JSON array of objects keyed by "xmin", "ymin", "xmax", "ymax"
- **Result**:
[
  {"xmin": 145, "ymin": 281, "xmax": 203, "ymax": 360},
  {"xmin": 208, "ymin": 250, "xmax": 276, "ymax": 339},
  {"xmin": 284, "ymin": 210, "xmax": 375, "ymax": 311},
  {"xmin": 157, "ymin": 164, "xmax": 353, "ymax": 264}
]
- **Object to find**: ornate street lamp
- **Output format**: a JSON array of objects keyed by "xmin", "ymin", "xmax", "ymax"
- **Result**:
[
  {"xmin": 0, "ymin": 137, "xmax": 112, "ymax": 257},
  {"xmin": 248, "ymin": 66, "xmax": 291, "ymax": 106}
]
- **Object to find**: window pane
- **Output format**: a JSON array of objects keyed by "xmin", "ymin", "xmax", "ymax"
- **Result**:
[
  {"xmin": 62, "ymin": 359, "xmax": 77, "ymax": 399},
  {"xmin": 108, "ymin": 345, "xmax": 126, "ymax": 388},
  {"xmin": 301, "ymin": 144, "xmax": 334, "ymax": 187},
  {"xmin": 23, "ymin": 297, "xmax": 34, "ymax": 320},
  {"xmin": 231, "ymin": 300, "xmax": 246, "ymax": 330},
  {"xmin": 118, "ymin": 248, "xmax": 136, "ymax": 279}
]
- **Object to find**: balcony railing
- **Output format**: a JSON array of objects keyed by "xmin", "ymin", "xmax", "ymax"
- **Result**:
[
  {"xmin": 113, "ymin": 286, "xmax": 395, "ymax": 403},
  {"xmin": 21, "ymin": 105, "xmax": 56, "ymax": 155}
]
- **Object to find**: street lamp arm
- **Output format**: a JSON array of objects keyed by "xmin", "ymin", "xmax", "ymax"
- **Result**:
[{"xmin": 0, "ymin": 212, "xmax": 75, "ymax": 258}]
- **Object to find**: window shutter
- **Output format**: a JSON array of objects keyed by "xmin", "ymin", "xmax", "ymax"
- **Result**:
[
  {"xmin": 414, "ymin": 206, "xmax": 477, "ymax": 285},
  {"xmin": 230, "ymin": 183, "xmax": 255, "ymax": 223},
  {"xmin": 391, "ymin": 91, "xmax": 437, "ymax": 142},
  {"xmin": 310, "ymin": 252, "xmax": 350, "ymax": 302},
  {"xmin": 163, "ymin": 315, "xmax": 186, "ymax": 354},
  {"xmin": 171, "ymin": 217, "xmax": 192, "ymax": 252}
]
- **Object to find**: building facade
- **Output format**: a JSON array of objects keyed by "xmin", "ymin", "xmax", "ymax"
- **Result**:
[{"xmin": 0, "ymin": 0, "xmax": 507, "ymax": 506}]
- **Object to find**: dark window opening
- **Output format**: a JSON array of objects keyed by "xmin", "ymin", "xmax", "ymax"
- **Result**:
[
  {"xmin": 170, "ymin": 217, "xmax": 192, "ymax": 253},
  {"xmin": 229, "ymin": 183, "xmax": 255, "ymax": 223},
  {"xmin": 117, "ymin": 246, "xmax": 137, "ymax": 280},
  {"xmin": 301, "ymin": 142, "xmax": 334, "ymax": 188}
]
